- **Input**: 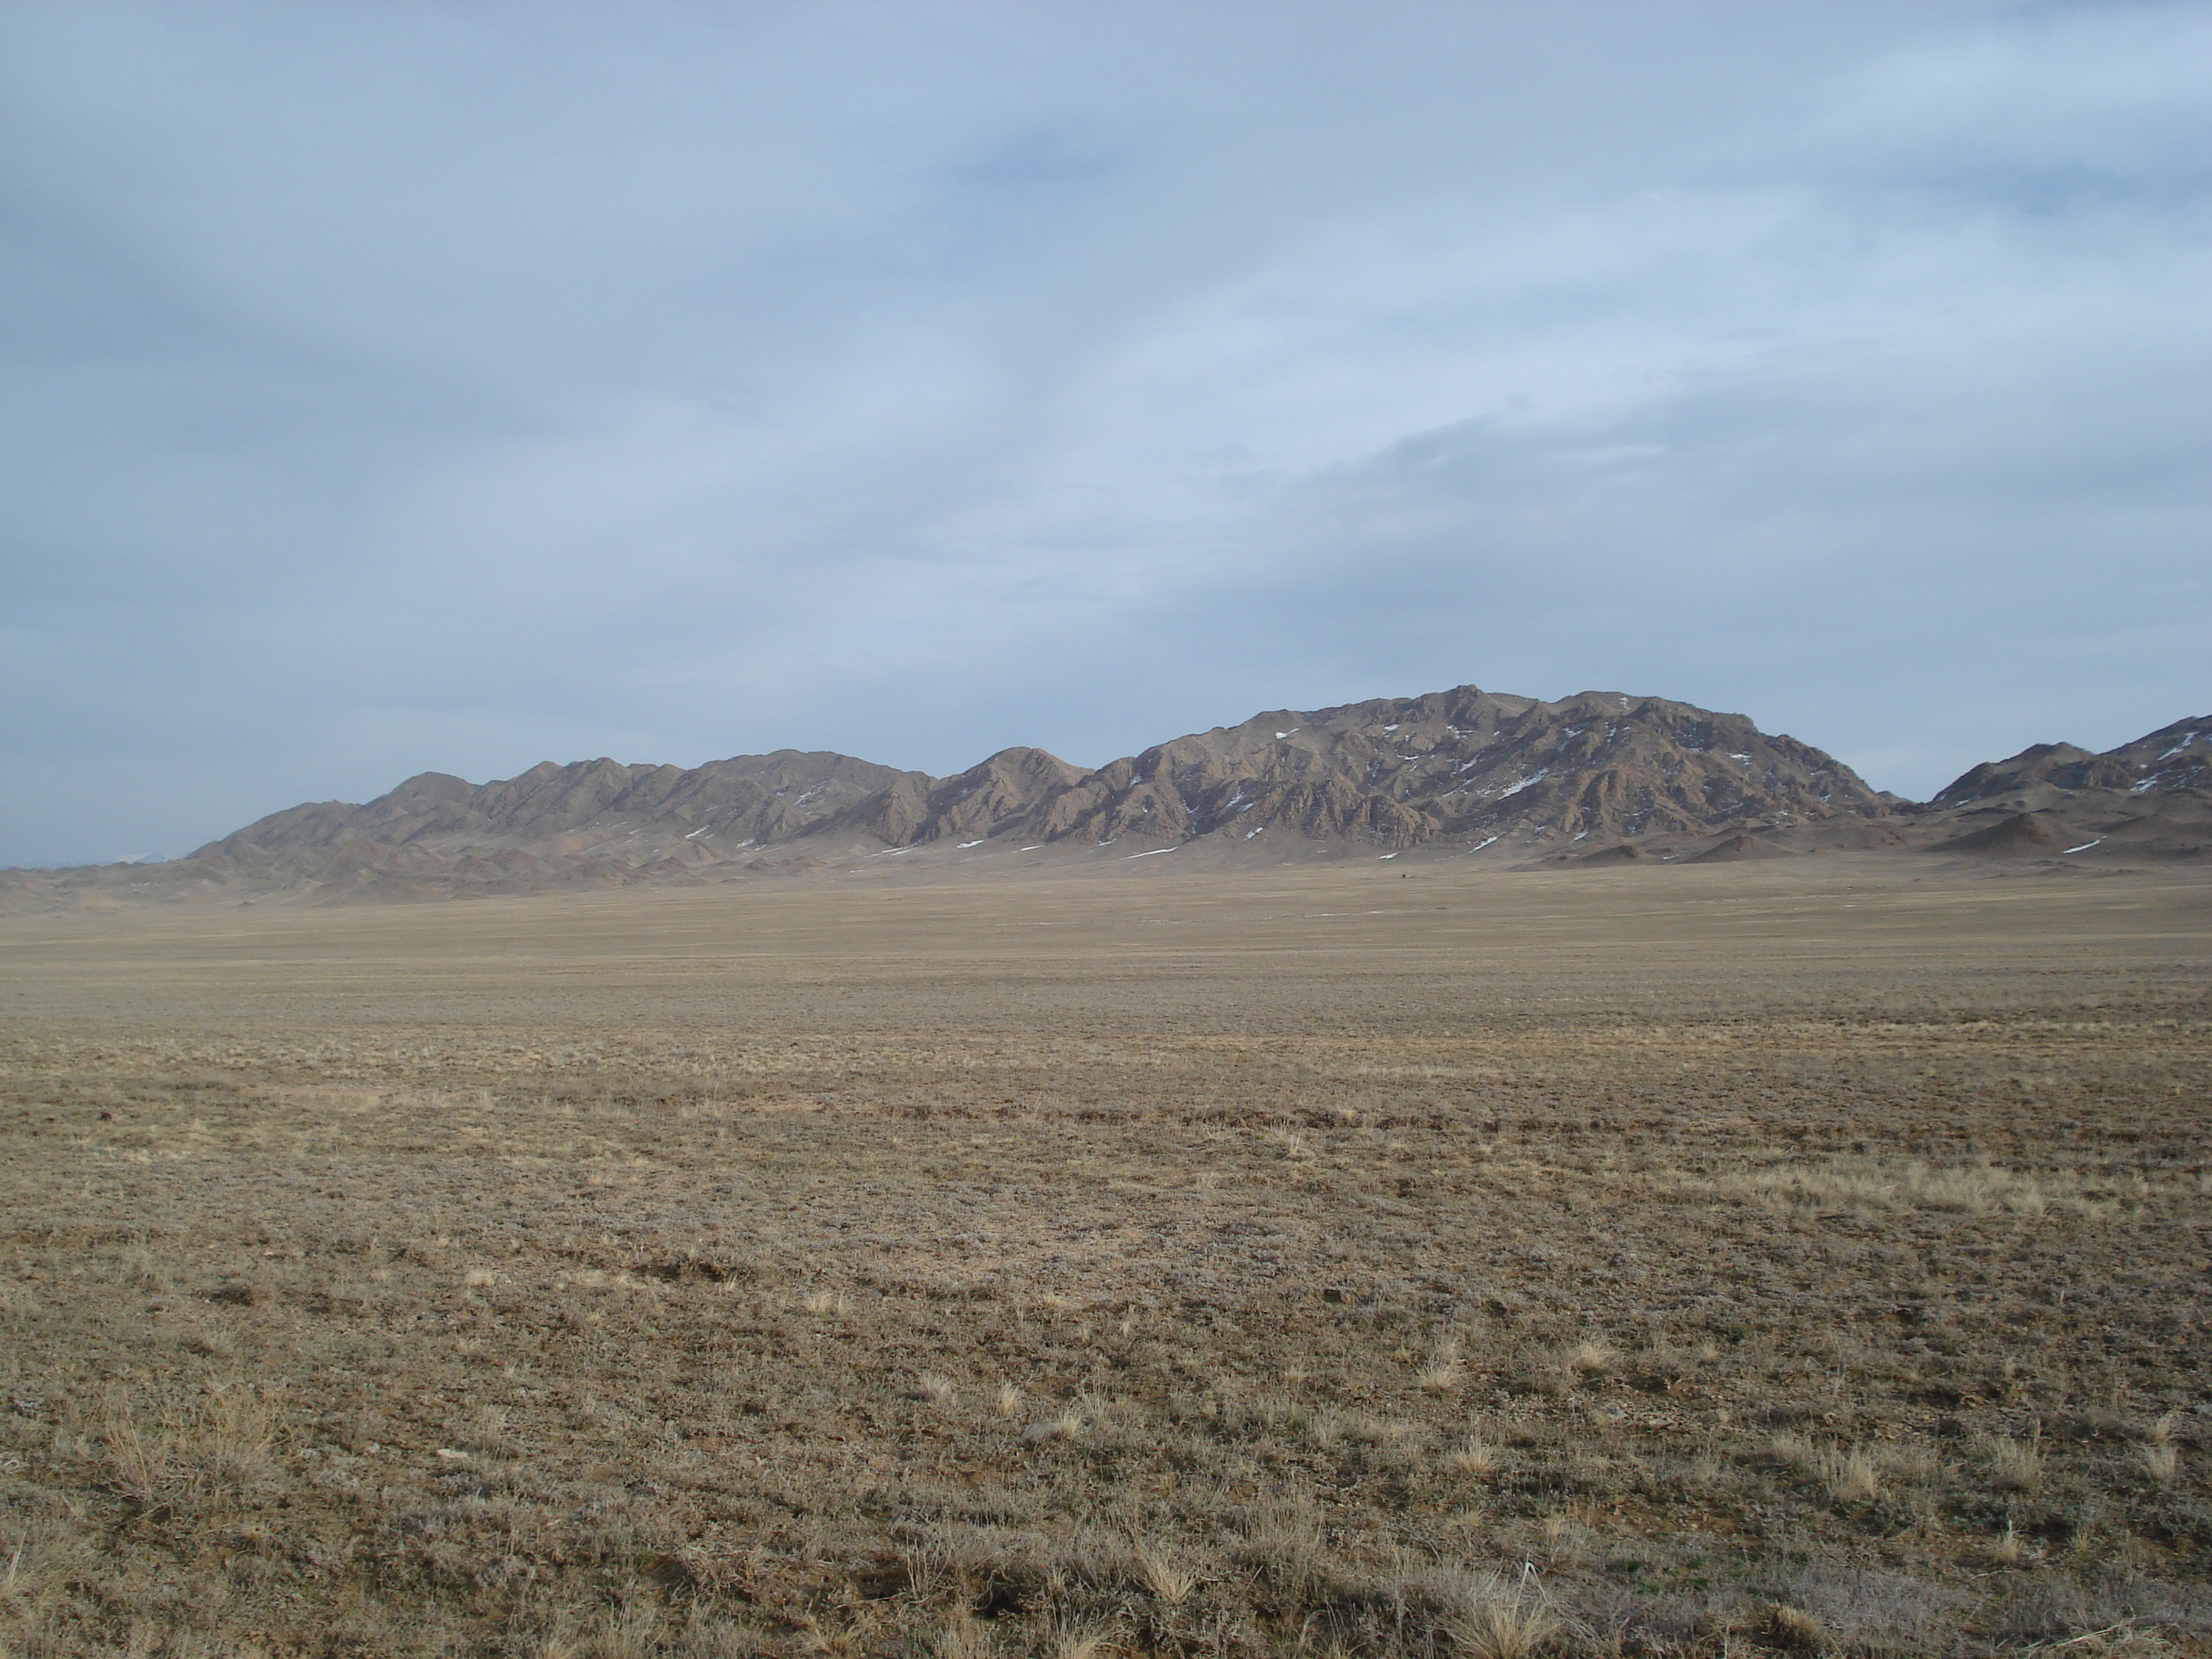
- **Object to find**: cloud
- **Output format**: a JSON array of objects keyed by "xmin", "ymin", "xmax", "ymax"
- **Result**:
[{"xmin": 1, "ymin": 0, "xmax": 2206, "ymax": 864}]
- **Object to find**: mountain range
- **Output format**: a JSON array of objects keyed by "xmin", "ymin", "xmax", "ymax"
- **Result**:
[{"xmin": 6, "ymin": 685, "xmax": 2206, "ymax": 908}]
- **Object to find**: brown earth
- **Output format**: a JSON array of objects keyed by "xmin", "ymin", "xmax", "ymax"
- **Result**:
[
  {"xmin": 1929, "ymin": 814, "xmax": 2062, "ymax": 856},
  {"xmin": 1, "ymin": 858, "xmax": 2208, "ymax": 1656}
]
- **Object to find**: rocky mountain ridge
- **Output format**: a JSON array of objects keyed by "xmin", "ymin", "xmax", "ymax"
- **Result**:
[
  {"xmin": 6, "ymin": 688, "xmax": 2206, "ymax": 908},
  {"xmin": 186, "ymin": 686, "xmax": 1896, "ymax": 880},
  {"xmin": 1932, "ymin": 716, "xmax": 2211, "ymax": 807}
]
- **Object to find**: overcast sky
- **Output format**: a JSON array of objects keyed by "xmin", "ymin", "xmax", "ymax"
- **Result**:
[{"xmin": 4, "ymin": 1, "xmax": 2207, "ymax": 866}]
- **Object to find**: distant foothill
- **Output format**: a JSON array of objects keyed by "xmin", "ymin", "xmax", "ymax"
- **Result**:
[{"xmin": 6, "ymin": 685, "xmax": 2207, "ymax": 907}]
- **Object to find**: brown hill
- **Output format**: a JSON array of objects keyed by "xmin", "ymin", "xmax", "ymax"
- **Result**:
[
  {"xmin": 1914, "ymin": 715, "xmax": 2212, "ymax": 863},
  {"xmin": 203, "ymin": 750, "xmax": 925, "ymax": 862},
  {"xmin": 1929, "ymin": 810, "xmax": 2062, "ymax": 855},
  {"xmin": 196, "ymin": 686, "xmax": 1879, "ymax": 897},
  {"xmin": 1932, "ymin": 716, "xmax": 2212, "ymax": 808},
  {"xmin": 12, "ymin": 692, "xmax": 2208, "ymax": 912},
  {"xmin": 949, "ymin": 686, "xmax": 1892, "ymax": 858}
]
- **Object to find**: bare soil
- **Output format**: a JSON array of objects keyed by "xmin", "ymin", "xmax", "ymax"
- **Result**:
[{"xmin": 1, "ymin": 858, "xmax": 2208, "ymax": 1657}]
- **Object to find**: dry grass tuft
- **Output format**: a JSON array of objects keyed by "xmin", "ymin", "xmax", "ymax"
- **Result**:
[
  {"xmin": 2135, "ymin": 1442, "xmax": 2179, "ymax": 1483},
  {"xmin": 1765, "ymin": 1601, "xmax": 1830, "ymax": 1652},
  {"xmin": 1449, "ymin": 1566, "xmax": 1558, "ymax": 1659},
  {"xmin": 1567, "ymin": 1338, "xmax": 1617, "ymax": 1376},
  {"xmin": 1418, "ymin": 1334, "xmax": 1466, "ymax": 1393},
  {"xmin": 1132, "ymin": 1542, "xmax": 1199, "ymax": 1607},
  {"xmin": 1046, "ymin": 1619, "xmax": 1120, "ymax": 1659},
  {"xmin": 1446, "ymin": 1431, "xmax": 1506, "ymax": 1478},
  {"xmin": 932, "ymin": 1607, "xmax": 994, "ymax": 1659},
  {"xmin": 101, "ymin": 1377, "xmax": 279, "ymax": 1503},
  {"xmin": 575, "ymin": 1601, "xmax": 665, "ymax": 1659},
  {"xmin": 1768, "ymin": 1431, "xmax": 1818, "ymax": 1470},
  {"xmin": 1989, "ymin": 1431, "xmax": 2046, "ymax": 1493},
  {"xmin": 1816, "ymin": 1445, "xmax": 1881, "ymax": 1505}
]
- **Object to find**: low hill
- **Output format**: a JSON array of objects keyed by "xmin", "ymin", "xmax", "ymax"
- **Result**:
[
  {"xmin": 1907, "ymin": 715, "xmax": 2212, "ymax": 863},
  {"xmin": 1932, "ymin": 716, "xmax": 2212, "ymax": 807},
  {"xmin": 203, "ymin": 750, "xmax": 925, "ymax": 864}
]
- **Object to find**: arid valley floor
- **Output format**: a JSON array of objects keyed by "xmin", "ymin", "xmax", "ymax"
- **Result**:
[{"xmin": 1, "ymin": 859, "xmax": 2208, "ymax": 1657}]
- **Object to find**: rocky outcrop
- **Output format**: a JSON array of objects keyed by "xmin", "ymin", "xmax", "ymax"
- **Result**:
[{"xmin": 963, "ymin": 685, "xmax": 1892, "ymax": 854}]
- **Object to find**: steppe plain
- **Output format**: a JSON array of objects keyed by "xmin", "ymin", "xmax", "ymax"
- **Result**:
[{"xmin": 1, "ymin": 857, "xmax": 2208, "ymax": 1658}]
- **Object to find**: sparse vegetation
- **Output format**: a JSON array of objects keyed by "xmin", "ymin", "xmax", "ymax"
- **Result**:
[
  {"xmin": 1815, "ymin": 1444, "xmax": 1882, "ymax": 1505},
  {"xmin": 1990, "ymin": 1432, "xmax": 2047, "ymax": 1494},
  {"xmin": 0, "ymin": 860, "xmax": 2206, "ymax": 1655},
  {"xmin": 1448, "ymin": 1566, "xmax": 1560, "ymax": 1658},
  {"xmin": 1445, "ymin": 1430, "xmax": 1506, "ymax": 1479}
]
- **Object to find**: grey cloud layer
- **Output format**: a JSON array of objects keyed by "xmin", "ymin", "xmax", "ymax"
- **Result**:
[{"xmin": 2, "ymin": 1, "xmax": 2206, "ymax": 865}]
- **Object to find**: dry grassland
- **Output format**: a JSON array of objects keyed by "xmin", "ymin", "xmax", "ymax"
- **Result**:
[{"xmin": 0, "ymin": 859, "xmax": 2208, "ymax": 1658}]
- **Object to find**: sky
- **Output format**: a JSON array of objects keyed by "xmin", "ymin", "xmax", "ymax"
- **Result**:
[{"xmin": 3, "ymin": 1, "xmax": 2207, "ymax": 866}]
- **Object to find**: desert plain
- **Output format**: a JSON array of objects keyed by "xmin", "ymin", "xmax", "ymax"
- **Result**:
[{"xmin": 0, "ymin": 856, "xmax": 2208, "ymax": 1658}]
